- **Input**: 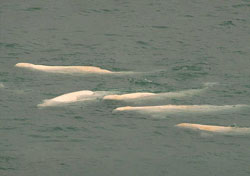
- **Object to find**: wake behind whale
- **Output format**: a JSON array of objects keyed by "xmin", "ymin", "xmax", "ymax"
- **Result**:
[
  {"xmin": 15, "ymin": 63, "xmax": 133, "ymax": 75},
  {"xmin": 176, "ymin": 123, "xmax": 250, "ymax": 135},
  {"xmin": 38, "ymin": 90, "xmax": 112, "ymax": 107}
]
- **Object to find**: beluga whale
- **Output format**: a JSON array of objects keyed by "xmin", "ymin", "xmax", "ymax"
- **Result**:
[
  {"xmin": 15, "ymin": 63, "xmax": 133, "ymax": 75},
  {"xmin": 38, "ymin": 90, "xmax": 111, "ymax": 107},
  {"xmin": 176, "ymin": 123, "xmax": 250, "ymax": 135},
  {"xmin": 103, "ymin": 82, "xmax": 217, "ymax": 101},
  {"xmin": 114, "ymin": 104, "xmax": 249, "ymax": 114},
  {"xmin": 103, "ymin": 86, "xmax": 210, "ymax": 101}
]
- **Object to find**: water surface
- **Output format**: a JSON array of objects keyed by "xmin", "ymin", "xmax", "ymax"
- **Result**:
[{"xmin": 1, "ymin": 0, "xmax": 250, "ymax": 175}]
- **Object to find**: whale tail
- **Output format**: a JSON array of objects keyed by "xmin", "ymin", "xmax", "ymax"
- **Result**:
[{"xmin": 37, "ymin": 100, "xmax": 54, "ymax": 108}]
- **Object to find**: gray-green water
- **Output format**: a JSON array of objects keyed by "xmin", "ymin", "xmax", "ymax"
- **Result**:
[{"xmin": 1, "ymin": 0, "xmax": 250, "ymax": 175}]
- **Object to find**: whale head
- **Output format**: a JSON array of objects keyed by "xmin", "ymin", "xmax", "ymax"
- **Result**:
[{"xmin": 15, "ymin": 63, "xmax": 34, "ymax": 68}]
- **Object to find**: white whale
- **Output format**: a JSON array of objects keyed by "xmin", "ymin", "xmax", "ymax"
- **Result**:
[
  {"xmin": 38, "ymin": 90, "xmax": 110, "ymax": 107},
  {"xmin": 176, "ymin": 123, "xmax": 250, "ymax": 135},
  {"xmin": 103, "ymin": 82, "xmax": 218, "ymax": 101},
  {"xmin": 114, "ymin": 104, "xmax": 248, "ymax": 113},
  {"xmin": 103, "ymin": 92, "xmax": 156, "ymax": 100},
  {"xmin": 103, "ymin": 88, "xmax": 208, "ymax": 101},
  {"xmin": 15, "ymin": 63, "xmax": 131, "ymax": 74}
]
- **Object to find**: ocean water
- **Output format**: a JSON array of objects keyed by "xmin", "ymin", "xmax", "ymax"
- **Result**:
[{"xmin": 1, "ymin": 0, "xmax": 250, "ymax": 175}]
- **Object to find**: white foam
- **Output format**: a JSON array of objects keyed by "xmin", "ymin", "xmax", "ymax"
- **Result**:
[
  {"xmin": 176, "ymin": 123, "xmax": 250, "ymax": 135},
  {"xmin": 38, "ymin": 90, "xmax": 110, "ymax": 107}
]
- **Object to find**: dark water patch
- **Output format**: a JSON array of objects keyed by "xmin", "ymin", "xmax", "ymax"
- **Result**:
[
  {"xmin": 71, "ymin": 43, "xmax": 86, "ymax": 47},
  {"xmin": 136, "ymin": 41, "xmax": 149, "ymax": 46},
  {"xmin": 64, "ymin": 42, "xmax": 100, "ymax": 49},
  {"xmin": 84, "ymin": 8, "xmax": 119, "ymax": 14},
  {"xmin": 37, "ymin": 126, "xmax": 81, "ymax": 132},
  {"xmin": 219, "ymin": 21, "xmax": 236, "ymax": 27},
  {"xmin": 7, "ymin": 53, "xmax": 20, "ymax": 56},
  {"xmin": 68, "ymin": 139, "xmax": 86, "ymax": 142},
  {"xmin": 38, "ymin": 127, "xmax": 64, "ymax": 132},
  {"xmin": 112, "ymin": 122, "xmax": 138, "ymax": 129},
  {"xmin": 0, "ymin": 156, "xmax": 16, "ymax": 171},
  {"xmin": 176, "ymin": 72, "xmax": 209, "ymax": 80},
  {"xmin": 184, "ymin": 15, "xmax": 193, "ymax": 18},
  {"xmin": 104, "ymin": 33, "xmax": 121, "ymax": 37},
  {"xmin": 0, "ymin": 127, "xmax": 18, "ymax": 130},
  {"xmin": 0, "ymin": 166, "xmax": 15, "ymax": 171},
  {"xmin": 41, "ymin": 48, "xmax": 61, "ymax": 53},
  {"xmin": 40, "ymin": 92, "xmax": 59, "ymax": 97},
  {"xmin": 232, "ymin": 4, "xmax": 250, "ymax": 8},
  {"xmin": 0, "ymin": 43, "xmax": 22, "ymax": 49},
  {"xmin": 232, "ymin": 51, "xmax": 247, "ymax": 55},
  {"xmin": 0, "ymin": 156, "xmax": 16, "ymax": 163},
  {"xmin": 235, "ymin": 18, "xmax": 247, "ymax": 22},
  {"xmin": 29, "ymin": 134, "xmax": 50, "ymax": 139},
  {"xmin": 58, "ymin": 52, "xmax": 85, "ymax": 58},
  {"xmin": 153, "ymin": 130, "xmax": 165, "ymax": 136},
  {"xmin": 65, "ymin": 127, "xmax": 79, "ymax": 131},
  {"xmin": 46, "ymin": 27, "xmax": 57, "ymax": 31},
  {"xmin": 152, "ymin": 26, "xmax": 168, "ymax": 29},
  {"xmin": 74, "ymin": 30, "xmax": 85, "ymax": 33},
  {"xmin": 101, "ymin": 9, "xmax": 112, "ymax": 12},
  {"xmin": 43, "ymin": 56, "xmax": 68, "ymax": 62},
  {"xmin": 24, "ymin": 7, "xmax": 42, "ymax": 11},
  {"xmin": 43, "ymin": 139, "xmax": 64, "ymax": 142},
  {"xmin": 73, "ymin": 116, "xmax": 84, "ymax": 120},
  {"xmin": 0, "ymin": 72, "xmax": 9, "ymax": 77}
]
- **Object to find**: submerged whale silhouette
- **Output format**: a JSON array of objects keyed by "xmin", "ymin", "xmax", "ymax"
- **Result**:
[
  {"xmin": 176, "ymin": 123, "xmax": 250, "ymax": 135},
  {"xmin": 38, "ymin": 90, "xmax": 109, "ymax": 107},
  {"xmin": 15, "ymin": 63, "xmax": 126, "ymax": 74},
  {"xmin": 114, "ymin": 104, "xmax": 248, "ymax": 113},
  {"xmin": 0, "ymin": 83, "xmax": 4, "ymax": 88}
]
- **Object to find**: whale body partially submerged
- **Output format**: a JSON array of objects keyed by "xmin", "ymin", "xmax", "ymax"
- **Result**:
[
  {"xmin": 38, "ymin": 90, "xmax": 110, "ymax": 107},
  {"xmin": 114, "ymin": 104, "xmax": 248, "ymax": 113},
  {"xmin": 176, "ymin": 123, "xmax": 250, "ymax": 135},
  {"xmin": 15, "ymin": 63, "xmax": 126, "ymax": 74},
  {"xmin": 103, "ymin": 87, "xmax": 210, "ymax": 101},
  {"xmin": 103, "ymin": 92, "xmax": 156, "ymax": 100}
]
